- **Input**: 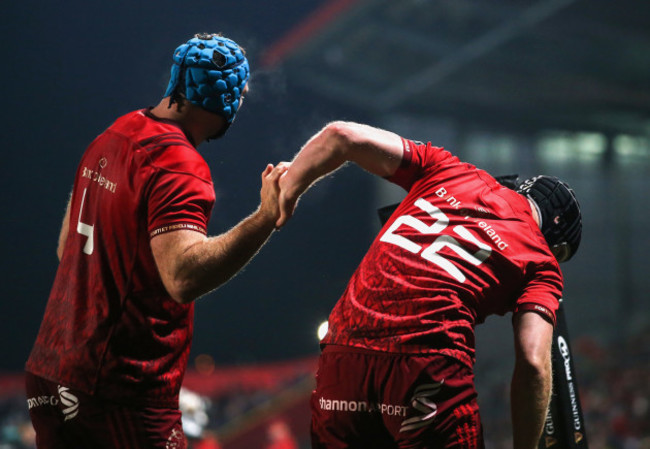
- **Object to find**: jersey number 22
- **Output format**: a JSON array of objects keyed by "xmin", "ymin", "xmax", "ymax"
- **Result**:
[{"xmin": 380, "ymin": 198, "xmax": 491, "ymax": 283}]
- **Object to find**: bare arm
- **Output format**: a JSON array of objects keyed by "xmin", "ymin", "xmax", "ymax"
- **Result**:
[
  {"xmin": 150, "ymin": 163, "xmax": 287, "ymax": 304},
  {"xmin": 277, "ymin": 121, "xmax": 405, "ymax": 227},
  {"xmin": 511, "ymin": 311, "xmax": 554, "ymax": 449},
  {"xmin": 57, "ymin": 195, "xmax": 72, "ymax": 261}
]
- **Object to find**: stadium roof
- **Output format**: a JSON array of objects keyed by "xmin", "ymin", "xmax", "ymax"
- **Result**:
[{"xmin": 262, "ymin": 0, "xmax": 650, "ymax": 136}]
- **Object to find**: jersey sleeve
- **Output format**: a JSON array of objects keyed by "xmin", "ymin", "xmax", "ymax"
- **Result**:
[
  {"xmin": 146, "ymin": 146, "xmax": 216, "ymax": 238},
  {"xmin": 513, "ymin": 261, "xmax": 563, "ymax": 326},
  {"xmin": 388, "ymin": 138, "xmax": 455, "ymax": 191}
]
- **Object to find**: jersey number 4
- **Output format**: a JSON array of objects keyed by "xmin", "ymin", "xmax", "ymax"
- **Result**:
[
  {"xmin": 76, "ymin": 188, "xmax": 94, "ymax": 255},
  {"xmin": 379, "ymin": 198, "xmax": 491, "ymax": 283}
]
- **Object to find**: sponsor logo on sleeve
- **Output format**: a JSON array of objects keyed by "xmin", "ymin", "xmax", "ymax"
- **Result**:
[{"xmin": 150, "ymin": 223, "xmax": 207, "ymax": 238}]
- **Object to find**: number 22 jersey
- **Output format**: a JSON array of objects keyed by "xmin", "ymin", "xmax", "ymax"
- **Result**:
[{"xmin": 321, "ymin": 139, "xmax": 563, "ymax": 368}]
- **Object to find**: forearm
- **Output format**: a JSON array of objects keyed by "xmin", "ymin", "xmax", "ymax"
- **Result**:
[
  {"xmin": 510, "ymin": 347, "xmax": 552, "ymax": 449},
  {"xmin": 277, "ymin": 121, "xmax": 403, "ymax": 227},
  {"xmin": 170, "ymin": 209, "xmax": 276, "ymax": 303},
  {"xmin": 152, "ymin": 163, "xmax": 286, "ymax": 303},
  {"xmin": 286, "ymin": 121, "xmax": 404, "ymax": 194},
  {"xmin": 281, "ymin": 123, "xmax": 348, "ymax": 199}
]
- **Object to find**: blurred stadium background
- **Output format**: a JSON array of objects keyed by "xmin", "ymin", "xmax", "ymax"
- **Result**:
[{"xmin": 1, "ymin": 0, "xmax": 649, "ymax": 448}]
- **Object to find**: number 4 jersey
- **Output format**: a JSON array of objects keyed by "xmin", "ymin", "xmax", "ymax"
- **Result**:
[
  {"xmin": 321, "ymin": 139, "xmax": 563, "ymax": 368},
  {"xmin": 26, "ymin": 109, "xmax": 215, "ymax": 407}
]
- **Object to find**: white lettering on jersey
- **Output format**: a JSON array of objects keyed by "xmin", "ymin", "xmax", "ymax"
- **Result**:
[
  {"xmin": 380, "ymin": 198, "xmax": 491, "ymax": 283},
  {"xmin": 81, "ymin": 166, "xmax": 117, "ymax": 193}
]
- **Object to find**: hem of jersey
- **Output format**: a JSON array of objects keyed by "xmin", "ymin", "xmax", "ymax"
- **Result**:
[
  {"xmin": 24, "ymin": 369, "xmax": 179, "ymax": 409},
  {"xmin": 320, "ymin": 343, "xmax": 474, "ymax": 369},
  {"xmin": 24, "ymin": 367, "xmax": 93, "ymax": 395},
  {"xmin": 95, "ymin": 388, "xmax": 180, "ymax": 409}
]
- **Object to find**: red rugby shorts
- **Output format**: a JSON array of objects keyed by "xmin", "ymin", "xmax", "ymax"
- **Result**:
[
  {"xmin": 25, "ymin": 372, "xmax": 186, "ymax": 449},
  {"xmin": 310, "ymin": 345, "xmax": 484, "ymax": 449}
]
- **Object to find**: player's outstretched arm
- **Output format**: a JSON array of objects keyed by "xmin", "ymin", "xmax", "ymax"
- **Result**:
[
  {"xmin": 277, "ymin": 121, "xmax": 404, "ymax": 227},
  {"xmin": 150, "ymin": 163, "xmax": 288, "ymax": 304},
  {"xmin": 511, "ymin": 311, "xmax": 554, "ymax": 449}
]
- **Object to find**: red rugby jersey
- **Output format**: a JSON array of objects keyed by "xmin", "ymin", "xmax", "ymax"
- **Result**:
[
  {"xmin": 321, "ymin": 139, "xmax": 563, "ymax": 368},
  {"xmin": 26, "ymin": 109, "xmax": 215, "ymax": 407}
]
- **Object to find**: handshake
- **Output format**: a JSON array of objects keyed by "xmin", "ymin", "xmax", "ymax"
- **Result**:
[{"xmin": 258, "ymin": 161, "xmax": 302, "ymax": 230}]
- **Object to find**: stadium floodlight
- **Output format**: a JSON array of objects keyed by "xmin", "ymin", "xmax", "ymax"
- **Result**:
[{"xmin": 317, "ymin": 321, "xmax": 329, "ymax": 340}]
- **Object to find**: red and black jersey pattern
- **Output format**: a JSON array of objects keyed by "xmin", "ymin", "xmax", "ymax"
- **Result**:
[
  {"xmin": 322, "ymin": 139, "xmax": 563, "ymax": 368},
  {"xmin": 26, "ymin": 110, "xmax": 215, "ymax": 407}
]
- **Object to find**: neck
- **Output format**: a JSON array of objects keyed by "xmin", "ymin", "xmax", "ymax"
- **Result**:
[
  {"xmin": 527, "ymin": 198, "xmax": 542, "ymax": 229},
  {"xmin": 149, "ymin": 98, "xmax": 227, "ymax": 145}
]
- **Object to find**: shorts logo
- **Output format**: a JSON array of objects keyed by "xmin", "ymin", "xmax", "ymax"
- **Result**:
[
  {"xmin": 57, "ymin": 385, "xmax": 79, "ymax": 422},
  {"xmin": 400, "ymin": 380, "xmax": 444, "ymax": 432},
  {"xmin": 165, "ymin": 427, "xmax": 185, "ymax": 449},
  {"xmin": 317, "ymin": 397, "xmax": 407, "ymax": 417},
  {"xmin": 27, "ymin": 395, "xmax": 59, "ymax": 410}
]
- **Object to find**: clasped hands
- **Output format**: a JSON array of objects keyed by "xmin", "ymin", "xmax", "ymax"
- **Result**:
[{"xmin": 258, "ymin": 162, "xmax": 302, "ymax": 230}]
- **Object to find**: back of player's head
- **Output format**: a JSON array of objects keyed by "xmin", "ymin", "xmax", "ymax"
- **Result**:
[
  {"xmin": 165, "ymin": 33, "xmax": 250, "ymax": 124},
  {"xmin": 516, "ymin": 175, "xmax": 582, "ymax": 262}
]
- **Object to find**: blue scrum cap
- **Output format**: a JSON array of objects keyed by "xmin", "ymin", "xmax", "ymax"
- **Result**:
[{"xmin": 164, "ymin": 33, "xmax": 250, "ymax": 123}]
